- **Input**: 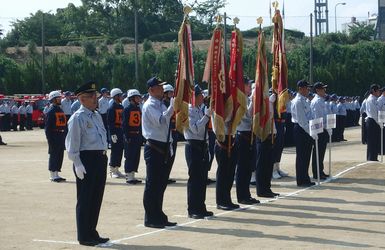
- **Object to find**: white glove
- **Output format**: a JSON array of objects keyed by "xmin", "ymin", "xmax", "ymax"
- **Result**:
[
  {"xmin": 327, "ymin": 129, "xmax": 332, "ymax": 136},
  {"xmin": 111, "ymin": 134, "xmax": 118, "ymax": 143},
  {"xmin": 75, "ymin": 165, "xmax": 87, "ymax": 180},
  {"xmin": 269, "ymin": 93, "xmax": 276, "ymax": 103},
  {"xmin": 169, "ymin": 97, "xmax": 175, "ymax": 108},
  {"xmin": 204, "ymin": 107, "xmax": 212, "ymax": 117}
]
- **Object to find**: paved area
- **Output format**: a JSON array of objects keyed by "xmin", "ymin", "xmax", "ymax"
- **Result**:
[{"xmin": 0, "ymin": 126, "xmax": 384, "ymax": 249}]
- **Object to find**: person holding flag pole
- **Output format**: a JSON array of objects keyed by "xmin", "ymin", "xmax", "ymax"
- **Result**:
[
  {"xmin": 252, "ymin": 17, "xmax": 279, "ymax": 198},
  {"xmin": 271, "ymin": 1, "xmax": 290, "ymax": 178},
  {"xmin": 203, "ymin": 15, "xmax": 246, "ymax": 211}
]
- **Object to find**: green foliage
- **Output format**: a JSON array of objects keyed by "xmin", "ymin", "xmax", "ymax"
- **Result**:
[
  {"xmin": 142, "ymin": 39, "xmax": 153, "ymax": 52},
  {"xmin": 114, "ymin": 41, "xmax": 125, "ymax": 55},
  {"xmin": 82, "ymin": 40, "xmax": 97, "ymax": 57}
]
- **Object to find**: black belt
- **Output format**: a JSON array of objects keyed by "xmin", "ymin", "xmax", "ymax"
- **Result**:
[
  {"xmin": 80, "ymin": 150, "xmax": 107, "ymax": 155},
  {"xmin": 146, "ymin": 139, "xmax": 168, "ymax": 155}
]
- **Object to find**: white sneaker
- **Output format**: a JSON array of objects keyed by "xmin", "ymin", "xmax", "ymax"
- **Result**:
[
  {"xmin": 110, "ymin": 167, "xmax": 119, "ymax": 178},
  {"xmin": 272, "ymin": 170, "xmax": 282, "ymax": 179}
]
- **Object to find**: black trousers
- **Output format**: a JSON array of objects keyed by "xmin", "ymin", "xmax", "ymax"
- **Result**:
[
  {"xmin": 272, "ymin": 121, "xmax": 285, "ymax": 163},
  {"xmin": 26, "ymin": 113, "xmax": 33, "ymax": 129},
  {"xmin": 124, "ymin": 136, "xmax": 142, "ymax": 173},
  {"xmin": 255, "ymin": 136, "xmax": 274, "ymax": 194},
  {"xmin": 215, "ymin": 137, "xmax": 237, "ymax": 206},
  {"xmin": 366, "ymin": 118, "xmax": 380, "ymax": 161},
  {"xmin": 311, "ymin": 130, "xmax": 329, "ymax": 177},
  {"xmin": 361, "ymin": 113, "xmax": 367, "ymax": 144},
  {"xmin": 206, "ymin": 130, "xmax": 216, "ymax": 171},
  {"xmin": 143, "ymin": 140, "xmax": 172, "ymax": 225},
  {"xmin": 109, "ymin": 132, "xmax": 124, "ymax": 167},
  {"xmin": 75, "ymin": 150, "xmax": 107, "ymax": 242},
  {"xmin": 294, "ymin": 124, "xmax": 313, "ymax": 185},
  {"xmin": 185, "ymin": 140, "xmax": 209, "ymax": 214},
  {"xmin": 19, "ymin": 114, "xmax": 26, "ymax": 130},
  {"xmin": 335, "ymin": 115, "xmax": 346, "ymax": 141},
  {"xmin": 48, "ymin": 142, "xmax": 65, "ymax": 172},
  {"xmin": 12, "ymin": 114, "xmax": 18, "ymax": 131},
  {"xmin": 235, "ymin": 132, "xmax": 255, "ymax": 201}
]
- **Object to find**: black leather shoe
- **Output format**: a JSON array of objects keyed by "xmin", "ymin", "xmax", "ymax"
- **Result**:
[
  {"xmin": 144, "ymin": 222, "xmax": 165, "ymax": 229},
  {"xmin": 297, "ymin": 182, "xmax": 316, "ymax": 187},
  {"xmin": 238, "ymin": 197, "xmax": 260, "ymax": 205},
  {"xmin": 57, "ymin": 177, "xmax": 66, "ymax": 182},
  {"xmin": 164, "ymin": 221, "xmax": 177, "ymax": 227},
  {"xmin": 229, "ymin": 203, "xmax": 240, "ymax": 209},
  {"xmin": 79, "ymin": 240, "xmax": 99, "ymax": 246},
  {"xmin": 126, "ymin": 179, "xmax": 142, "ymax": 184},
  {"xmin": 271, "ymin": 192, "xmax": 280, "ymax": 196},
  {"xmin": 206, "ymin": 178, "xmax": 216, "ymax": 185},
  {"xmin": 97, "ymin": 237, "xmax": 110, "ymax": 244},
  {"xmin": 313, "ymin": 175, "xmax": 327, "ymax": 180},
  {"xmin": 167, "ymin": 179, "xmax": 176, "ymax": 184},
  {"xmin": 258, "ymin": 192, "xmax": 276, "ymax": 198},
  {"xmin": 203, "ymin": 211, "xmax": 214, "ymax": 217},
  {"xmin": 0, "ymin": 141, "xmax": 7, "ymax": 145},
  {"xmin": 216, "ymin": 204, "xmax": 233, "ymax": 210},
  {"xmin": 188, "ymin": 213, "xmax": 205, "ymax": 219}
]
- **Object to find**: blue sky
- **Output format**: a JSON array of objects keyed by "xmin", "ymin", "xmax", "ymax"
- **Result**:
[{"xmin": 0, "ymin": 0, "xmax": 378, "ymax": 36}]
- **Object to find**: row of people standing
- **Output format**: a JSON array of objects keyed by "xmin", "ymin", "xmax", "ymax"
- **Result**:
[{"xmin": 0, "ymin": 101, "xmax": 34, "ymax": 131}]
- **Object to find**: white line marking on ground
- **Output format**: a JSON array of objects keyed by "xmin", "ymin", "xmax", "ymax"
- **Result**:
[{"xmin": 33, "ymin": 161, "xmax": 373, "ymax": 246}]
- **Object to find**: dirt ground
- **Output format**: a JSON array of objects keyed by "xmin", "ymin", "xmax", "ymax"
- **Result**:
[{"xmin": 0, "ymin": 126, "xmax": 384, "ymax": 249}]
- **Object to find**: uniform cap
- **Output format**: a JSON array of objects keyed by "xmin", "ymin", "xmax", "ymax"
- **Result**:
[
  {"xmin": 313, "ymin": 82, "xmax": 328, "ymax": 90},
  {"xmin": 75, "ymin": 81, "xmax": 97, "ymax": 96},
  {"xmin": 297, "ymin": 80, "xmax": 312, "ymax": 88},
  {"xmin": 110, "ymin": 88, "xmax": 123, "ymax": 98},
  {"xmin": 100, "ymin": 88, "xmax": 109, "ymax": 93},
  {"xmin": 370, "ymin": 84, "xmax": 380, "ymax": 92},
  {"xmin": 147, "ymin": 77, "xmax": 165, "ymax": 88},
  {"xmin": 64, "ymin": 91, "xmax": 71, "ymax": 96}
]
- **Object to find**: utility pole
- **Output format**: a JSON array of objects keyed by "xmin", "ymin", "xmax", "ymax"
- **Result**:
[
  {"xmin": 310, "ymin": 13, "xmax": 314, "ymax": 84},
  {"xmin": 134, "ymin": 5, "xmax": 139, "ymax": 89},
  {"xmin": 41, "ymin": 12, "xmax": 45, "ymax": 94}
]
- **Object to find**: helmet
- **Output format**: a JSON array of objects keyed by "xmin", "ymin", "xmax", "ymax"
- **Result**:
[
  {"xmin": 110, "ymin": 88, "xmax": 123, "ymax": 98},
  {"xmin": 48, "ymin": 91, "xmax": 61, "ymax": 101},
  {"xmin": 100, "ymin": 88, "xmax": 109, "ymax": 94},
  {"xmin": 128, "ymin": 89, "xmax": 141, "ymax": 98},
  {"xmin": 163, "ymin": 84, "xmax": 174, "ymax": 93}
]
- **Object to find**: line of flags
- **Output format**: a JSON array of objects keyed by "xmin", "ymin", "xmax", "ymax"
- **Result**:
[{"xmin": 174, "ymin": 2, "xmax": 288, "ymax": 142}]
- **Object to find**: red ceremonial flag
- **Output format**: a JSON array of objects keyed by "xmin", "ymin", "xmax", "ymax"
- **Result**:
[
  {"xmin": 228, "ymin": 27, "xmax": 247, "ymax": 134},
  {"xmin": 271, "ymin": 9, "xmax": 289, "ymax": 118},
  {"xmin": 253, "ymin": 26, "xmax": 272, "ymax": 141},
  {"xmin": 203, "ymin": 26, "xmax": 231, "ymax": 142},
  {"xmin": 174, "ymin": 12, "xmax": 195, "ymax": 133}
]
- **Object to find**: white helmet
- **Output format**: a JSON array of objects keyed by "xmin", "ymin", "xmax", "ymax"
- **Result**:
[
  {"xmin": 48, "ymin": 91, "xmax": 61, "ymax": 101},
  {"xmin": 110, "ymin": 88, "xmax": 123, "ymax": 98},
  {"xmin": 128, "ymin": 89, "xmax": 141, "ymax": 98},
  {"xmin": 163, "ymin": 84, "xmax": 174, "ymax": 93}
]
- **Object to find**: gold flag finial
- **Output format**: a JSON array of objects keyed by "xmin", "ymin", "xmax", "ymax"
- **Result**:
[
  {"xmin": 233, "ymin": 17, "xmax": 240, "ymax": 26},
  {"xmin": 215, "ymin": 15, "xmax": 222, "ymax": 23},
  {"xmin": 257, "ymin": 17, "xmax": 263, "ymax": 25},
  {"xmin": 183, "ymin": 5, "xmax": 192, "ymax": 15},
  {"xmin": 272, "ymin": 1, "xmax": 279, "ymax": 10}
]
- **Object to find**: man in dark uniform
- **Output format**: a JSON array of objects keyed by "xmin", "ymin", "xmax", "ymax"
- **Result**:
[
  {"xmin": 255, "ymin": 91, "xmax": 280, "ymax": 198},
  {"xmin": 142, "ymin": 77, "xmax": 177, "ymax": 228},
  {"xmin": 310, "ymin": 82, "xmax": 330, "ymax": 180},
  {"xmin": 66, "ymin": 81, "xmax": 109, "ymax": 246},
  {"xmin": 365, "ymin": 84, "xmax": 381, "ymax": 161},
  {"xmin": 45, "ymin": 91, "xmax": 67, "ymax": 182},
  {"xmin": 291, "ymin": 80, "xmax": 315, "ymax": 187},
  {"xmin": 107, "ymin": 88, "xmax": 125, "ymax": 178},
  {"xmin": 184, "ymin": 85, "xmax": 214, "ymax": 219},
  {"xmin": 18, "ymin": 102, "xmax": 27, "ymax": 131},
  {"xmin": 11, "ymin": 102, "xmax": 18, "ymax": 131},
  {"xmin": 122, "ymin": 89, "xmax": 142, "ymax": 184},
  {"xmin": 235, "ymin": 79, "xmax": 260, "ymax": 204}
]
